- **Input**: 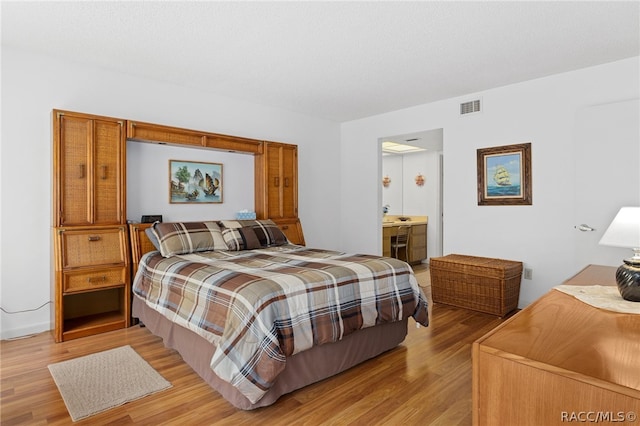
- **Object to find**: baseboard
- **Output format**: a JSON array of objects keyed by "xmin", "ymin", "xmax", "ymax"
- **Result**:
[{"xmin": 1, "ymin": 322, "xmax": 51, "ymax": 341}]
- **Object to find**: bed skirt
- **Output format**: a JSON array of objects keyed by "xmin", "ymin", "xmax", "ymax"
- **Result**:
[{"xmin": 132, "ymin": 295, "xmax": 409, "ymax": 410}]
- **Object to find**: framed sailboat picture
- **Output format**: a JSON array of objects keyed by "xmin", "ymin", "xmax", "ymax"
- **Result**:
[
  {"xmin": 169, "ymin": 160, "xmax": 223, "ymax": 204},
  {"xmin": 477, "ymin": 143, "xmax": 532, "ymax": 206}
]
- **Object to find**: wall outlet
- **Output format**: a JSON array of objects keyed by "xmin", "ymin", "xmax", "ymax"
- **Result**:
[{"xmin": 524, "ymin": 268, "xmax": 533, "ymax": 280}]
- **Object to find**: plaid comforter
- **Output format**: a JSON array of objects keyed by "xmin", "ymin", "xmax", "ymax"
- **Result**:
[{"xmin": 133, "ymin": 246, "xmax": 429, "ymax": 404}]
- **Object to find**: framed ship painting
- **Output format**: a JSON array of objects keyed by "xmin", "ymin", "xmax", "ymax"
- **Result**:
[
  {"xmin": 169, "ymin": 160, "xmax": 223, "ymax": 204},
  {"xmin": 477, "ymin": 143, "xmax": 532, "ymax": 206}
]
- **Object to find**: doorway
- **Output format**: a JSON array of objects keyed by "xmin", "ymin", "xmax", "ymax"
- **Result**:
[
  {"xmin": 379, "ymin": 128, "xmax": 444, "ymax": 262},
  {"xmin": 572, "ymin": 99, "xmax": 639, "ymax": 271}
]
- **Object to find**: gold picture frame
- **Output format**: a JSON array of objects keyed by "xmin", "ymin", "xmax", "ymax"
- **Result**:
[{"xmin": 477, "ymin": 142, "xmax": 532, "ymax": 206}]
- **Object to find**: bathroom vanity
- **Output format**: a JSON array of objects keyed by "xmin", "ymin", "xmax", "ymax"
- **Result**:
[{"xmin": 382, "ymin": 216, "xmax": 427, "ymax": 264}]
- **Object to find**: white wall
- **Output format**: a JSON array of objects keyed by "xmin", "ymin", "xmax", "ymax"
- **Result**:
[
  {"xmin": 0, "ymin": 47, "xmax": 341, "ymax": 339},
  {"xmin": 127, "ymin": 142, "xmax": 255, "ymax": 222},
  {"xmin": 381, "ymin": 155, "xmax": 403, "ymax": 215},
  {"xmin": 341, "ymin": 57, "xmax": 639, "ymax": 308}
]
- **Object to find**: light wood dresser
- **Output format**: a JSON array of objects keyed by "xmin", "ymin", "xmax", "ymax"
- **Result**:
[{"xmin": 472, "ymin": 265, "xmax": 640, "ymax": 426}]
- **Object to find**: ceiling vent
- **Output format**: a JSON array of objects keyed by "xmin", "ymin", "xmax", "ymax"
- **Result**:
[{"xmin": 460, "ymin": 99, "xmax": 481, "ymax": 115}]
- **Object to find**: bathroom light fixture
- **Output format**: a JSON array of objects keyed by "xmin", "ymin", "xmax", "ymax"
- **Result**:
[{"xmin": 382, "ymin": 141, "xmax": 426, "ymax": 154}]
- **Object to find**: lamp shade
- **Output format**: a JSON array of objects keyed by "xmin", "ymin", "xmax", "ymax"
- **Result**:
[{"xmin": 598, "ymin": 207, "xmax": 640, "ymax": 248}]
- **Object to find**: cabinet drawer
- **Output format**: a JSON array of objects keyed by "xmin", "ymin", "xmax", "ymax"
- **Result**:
[
  {"xmin": 59, "ymin": 227, "xmax": 127, "ymax": 268},
  {"xmin": 63, "ymin": 267, "xmax": 127, "ymax": 293}
]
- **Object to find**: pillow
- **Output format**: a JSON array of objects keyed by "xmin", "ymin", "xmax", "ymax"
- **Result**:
[
  {"xmin": 219, "ymin": 225, "xmax": 262, "ymax": 251},
  {"xmin": 151, "ymin": 221, "xmax": 227, "ymax": 257},
  {"xmin": 145, "ymin": 226, "xmax": 161, "ymax": 251},
  {"xmin": 219, "ymin": 219, "xmax": 288, "ymax": 248}
]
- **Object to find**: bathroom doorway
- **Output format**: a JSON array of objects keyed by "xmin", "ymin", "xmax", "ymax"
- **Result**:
[{"xmin": 379, "ymin": 128, "xmax": 443, "ymax": 262}]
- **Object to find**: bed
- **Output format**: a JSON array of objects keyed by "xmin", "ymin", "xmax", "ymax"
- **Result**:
[{"xmin": 131, "ymin": 219, "xmax": 429, "ymax": 410}]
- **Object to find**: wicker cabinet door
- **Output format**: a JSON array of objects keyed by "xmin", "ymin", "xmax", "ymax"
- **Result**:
[
  {"xmin": 265, "ymin": 143, "xmax": 282, "ymax": 218},
  {"xmin": 280, "ymin": 144, "xmax": 297, "ymax": 219},
  {"xmin": 263, "ymin": 143, "xmax": 298, "ymax": 219},
  {"xmin": 58, "ymin": 227, "xmax": 128, "ymax": 268},
  {"xmin": 58, "ymin": 115, "xmax": 92, "ymax": 226},
  {"xmin": 54, "ymin": 111, "xmax": 125, "ymax": 226},
  {"xmin": 256, "ymin": 141, "xmax": 299, "ymax": 222},
  {"xmin": 93, "ymin": 119, "xmax": 124, "ymax": 224}
]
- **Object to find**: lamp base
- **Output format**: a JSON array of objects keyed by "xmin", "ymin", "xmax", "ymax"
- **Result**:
[{"xmin": 616, "ymin": 260, "xmax": 640, "ymax": 302}]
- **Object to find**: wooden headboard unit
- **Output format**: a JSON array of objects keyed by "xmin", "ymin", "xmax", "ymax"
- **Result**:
[{"xmin": 128, "ymin": 223, "xmax": 156, "ymax": 277}]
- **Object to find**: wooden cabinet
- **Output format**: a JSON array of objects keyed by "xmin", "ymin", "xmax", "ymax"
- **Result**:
[
  {"xmin": 256, "ymin": 142, "xmax": 298, "ymax": 220},
  {"xmin": 50, "ymin": 109, "xmax": 311, "ymax": 341},
  {"xmin": 382, "ymin": 223, "xmax": 427, "ymax": 264},
  {"xmin": 53, "ymin": 226, "xmax": 130, "ymax": 342},
  {"xmin": 272, "ymin": 218, "xmax": 305, "ymax": 246},
  {"xmin": 128, "ymin": 223, "xmax": 157, "ymax": 326},
  {"xmin": 255, "ymin": 142, "xmax": 305, "ymax": 245},
  {"xmin": 382, "ymin": 226, "xmax": 394, "ymax": 257},
  {"xmin": 53, "ymin": 110, "xmax": 130, "ymax": 342},
  {"xmin": 129, "ymin": 223, "xmax": 156, "ymax": 277},
  {"xmin": 54, "ymin": 111, "xmax": 125, "ymax": 226},
  {"xmin": 472, "ymin": 265, "xmax": 640, "ymax": 425},
  {"xmin": 127, "ymin": 120, "xmax": 263, "ymax": 154},
  {"xmin": 408, "ymin": 224, "xmax": 427, "ymax": 263}
]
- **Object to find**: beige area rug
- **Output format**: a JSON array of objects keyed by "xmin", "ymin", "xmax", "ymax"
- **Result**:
[{"xmin": 48, "ymin": 345, "xmax": 172, "ymax": 422}]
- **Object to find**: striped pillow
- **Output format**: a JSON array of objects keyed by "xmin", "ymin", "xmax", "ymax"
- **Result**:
[
  {"xmin": 151, "ymin": 221, "xmax": 227, "ymax": 257},
  {"xmin": 219, "ymin": 219, "xmax": 288, "ymax": 249},
  {"xmin": 219, "ymin": 225, "xmax": 262, "ymax": 251}
]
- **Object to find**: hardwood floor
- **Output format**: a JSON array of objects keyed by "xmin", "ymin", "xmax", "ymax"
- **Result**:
[{"xmin": 1, "ymin": 270, "xmax": 513, "ymax": 425}]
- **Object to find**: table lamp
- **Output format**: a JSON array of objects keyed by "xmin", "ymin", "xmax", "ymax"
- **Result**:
[{"xmin": 598, "ymin": 206, "xmax": 640, "ymax": 301}]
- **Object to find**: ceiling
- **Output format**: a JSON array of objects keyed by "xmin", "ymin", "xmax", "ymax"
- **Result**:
[{"xmin": 2, "ymin": 1, "xmax": 638, "ymax": 122}]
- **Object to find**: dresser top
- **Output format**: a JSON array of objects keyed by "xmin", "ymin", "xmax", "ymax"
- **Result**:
[{"xmin": 476, "ymin": 265, "xmax": 640, "ymax": 394}]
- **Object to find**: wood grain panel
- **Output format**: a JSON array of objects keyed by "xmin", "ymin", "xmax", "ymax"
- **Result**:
[
  {"xmin": 473, "ymin": 265, "xmax": 640, "ymax": 426},
  {"xmin": 475, "ymin": 350, "xmax": 640, "ymax": 426},
  {"xmin": 127, "ymin": 120, "xmax": 263, "ymax": 154},
  {"xmin": 129, "ymin": 223, "xmax": 156, "ymax": 277}
]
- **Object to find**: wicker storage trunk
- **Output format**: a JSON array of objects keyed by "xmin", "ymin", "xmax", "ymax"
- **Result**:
[{"xmin": 430, "ymin": 254, "xmax": 523, "ymax": 316}]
